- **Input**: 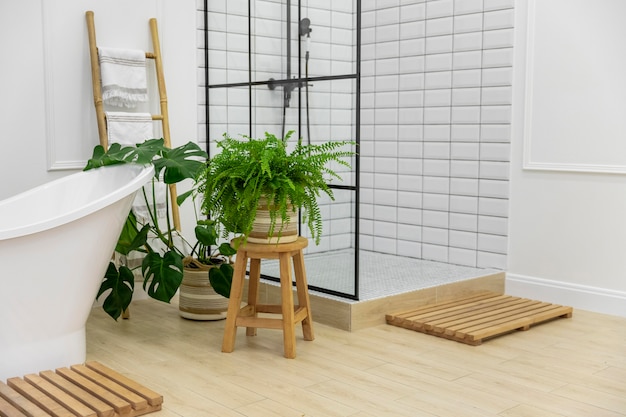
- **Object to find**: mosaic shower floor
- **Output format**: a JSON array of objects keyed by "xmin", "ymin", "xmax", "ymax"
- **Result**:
[{"xmin": 259, "ymin": 249, "xmax": 499, "ymax": 302}]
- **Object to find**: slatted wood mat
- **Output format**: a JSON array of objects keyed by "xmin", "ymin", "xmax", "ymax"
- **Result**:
[
  {"xmin": 386, "ymin": 292, "xmax": 573, "ymax": 346},
  {"xmin": 0, "ymin": 361, "xmax": 162, "ymax": 417}
]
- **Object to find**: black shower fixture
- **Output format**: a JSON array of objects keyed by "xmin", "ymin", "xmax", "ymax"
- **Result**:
[
  {"xmin": 268, "ymin": 15, "xmax": 314, "ymax": 123},
  {"xmin": 299, "ymin": 17, "xmax": 312, "ymax": 37}
]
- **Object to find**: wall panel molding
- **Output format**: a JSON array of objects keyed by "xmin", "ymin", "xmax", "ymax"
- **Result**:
[{"xmin": 522, "ymin": 0, "xmax": 626, "ymax": 174}]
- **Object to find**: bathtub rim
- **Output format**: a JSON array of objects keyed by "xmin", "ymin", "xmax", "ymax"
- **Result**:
[{"xmin": 0, "ymin": 164, "xmax": 154, "ymax": 240}]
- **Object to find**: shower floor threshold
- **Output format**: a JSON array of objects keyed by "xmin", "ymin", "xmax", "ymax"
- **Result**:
[{"xmin": 254, "ymin": 250, "xmax": 506, "ymax": 331}]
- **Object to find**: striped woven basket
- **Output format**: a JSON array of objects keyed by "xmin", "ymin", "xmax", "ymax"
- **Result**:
[
  {"xmin": 247, "ymin": 197, "xmax": 298, "ymax": 244},
  {"xmin": 178, "ymin": 257, "xmax": 229, "ymax": 321}
]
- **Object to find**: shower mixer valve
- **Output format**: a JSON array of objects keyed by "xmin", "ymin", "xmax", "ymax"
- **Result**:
[
  {"xmin": 267, "ymin": 77, "xmax": 313, "ymax": 104},
  {"xmin": 267, "ymin": 17, "xmax": 313, "ymax": 109}
]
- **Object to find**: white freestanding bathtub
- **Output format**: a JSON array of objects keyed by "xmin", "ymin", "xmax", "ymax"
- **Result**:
[{"xmin": 0, "ymin": 164, "xmax": 154, "ymax": 381}]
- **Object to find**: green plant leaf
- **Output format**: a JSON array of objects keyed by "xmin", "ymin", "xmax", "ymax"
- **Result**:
[
  {"xmin": 84, "ymin": 141, "xmax": 160, "ymax": 171},
  {"xmin": 121, "ymin": 138, "xmax": 165, "ymax": 165},
  {"xmin": 218, "ymin": 242, "xmax": 237, "ymax": 256},
  {"xmin": 154, "ymin": 141, "xmax": 207, "ymax": 184},
  {"xmin": 176, "ymin": 189, "xmax": 194, "ymax": 206},
  {"xmin": 127, "ymin": 224, "xmax": 150, "ymax": 254},
  {"xmin": 83, "ymin": 144, "xmax": 126, "ymax": 170},
  {"xmin": 115, "ymin": 213, "xmax": 150, "ymax": 255},
  {"xmin": 83, "ymin": 145, "xmax": 106, "ymax": 170},
  {"xmin": 141, "ymin": 251, "xmax": 184, "ymax": 302},
  {"xmin": 208, "ymin": 263, "xmax": 233, "ymax": 298},
  {"xmin": 96, "ymin": 262, "xmax": 134, "ymax": 320},
  {"xmin": 195, "ymin": 223, "xmax": 218, "ymax": 247}
]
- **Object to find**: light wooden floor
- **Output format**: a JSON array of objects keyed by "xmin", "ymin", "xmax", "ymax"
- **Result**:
[{"xmin": 86, "ymin": 299, "xmax": 626, "ymax": 417}]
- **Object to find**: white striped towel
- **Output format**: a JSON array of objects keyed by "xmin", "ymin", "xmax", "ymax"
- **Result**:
[
  {"xmin": 105, "ymin": 111, "xmax": 153, "ymax": 146},
  {"xmin": 105, "ymin": 111, "xmax": 165, "ymax": 221},
  {"xmin": 98, "ymin": 47, "xmax": 148, "ymax": 108}
]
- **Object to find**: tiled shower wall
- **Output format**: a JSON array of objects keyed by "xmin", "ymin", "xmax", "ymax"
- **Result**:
[
  {"xmin": 360, "ymin": 0, "xmax": 513, "ymax": 269},
  {"xmin": 197, "ymin": 0, "xmax": 513, "ymax": 270},
  {"xmin": 198, "ymin": 0, "xmax": 358, "ymax": 256}
]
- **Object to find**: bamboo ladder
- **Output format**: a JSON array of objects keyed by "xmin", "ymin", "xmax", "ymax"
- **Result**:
[{"xmin": 85, "ymin": 10, "xmax": 181, "ymax": 231}]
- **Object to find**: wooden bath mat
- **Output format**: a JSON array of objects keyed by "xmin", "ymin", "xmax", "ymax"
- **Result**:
[
  {"xmin": 386, "ymin": 292, "xmax": 573, "ymax": 346},
  {"xmin": 0, "ymin": 361, "xmax": 162, "ymax": 417}
]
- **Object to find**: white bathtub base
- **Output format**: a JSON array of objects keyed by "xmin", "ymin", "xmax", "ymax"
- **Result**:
[
  {"xmin": 0, "ymin": 164, "xmax": 153, "ymax": 382},
  {"xmin": 1, "ymin": 329, "xmax": 86, "ymax": 380}
]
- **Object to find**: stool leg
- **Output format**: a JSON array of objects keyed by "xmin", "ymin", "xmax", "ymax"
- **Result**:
[
  {"xmin": 222, "ymin": 250, "xmax": 248, "ymax": 353},
  {"xmin": 279, "ymin": 252, "xmax": 296, "ymax": 359},
  {"xmin": 246, "ymin": 258, "xmax": 261, "ymax": 336},
  {"xmin": 293, "ymin": 249, "xmax": 314, "ymax": 341}
]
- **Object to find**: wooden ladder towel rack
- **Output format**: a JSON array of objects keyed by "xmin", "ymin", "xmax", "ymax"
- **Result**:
[{"xmin": 85, "ymin": 10, "xmax": 180, "ymax": 230}]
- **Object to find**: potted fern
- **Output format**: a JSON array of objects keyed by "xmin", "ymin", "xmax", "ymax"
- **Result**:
[
  {"xmin": 199, "ymin": 131, "xmax": 355, "ymax": 246},
  {"xmin": 84, "ymin": 139, "xmax": 235, "ymax": 320}
]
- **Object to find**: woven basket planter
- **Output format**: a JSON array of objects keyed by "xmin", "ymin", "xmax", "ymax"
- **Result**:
[
  {"xmin": 178, "ymin": 257, "xmax": 229, "ymax": 321},
  {"xmin": 247, "ymin": 197, "xmax": 298, "ymax": 244}
]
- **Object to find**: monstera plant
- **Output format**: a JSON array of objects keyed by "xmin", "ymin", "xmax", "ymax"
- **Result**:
[{"xmin": 84, "ymin": 139, "xmax": 233, "ymax": 320}]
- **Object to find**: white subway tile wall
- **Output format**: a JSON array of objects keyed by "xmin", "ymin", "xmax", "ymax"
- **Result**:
[{"xmin": 198, "ymin": 0, "xmax": 513, "ymax": 269}]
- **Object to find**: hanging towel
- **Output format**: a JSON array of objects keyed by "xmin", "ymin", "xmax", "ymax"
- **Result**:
[
  {"xmin": 132, "ymin": 176, "xmax": 168, "ymax": 224},
  {"xmin": 105, "ymin": 111, "xmax": 165, "ymax": 221},
  {"xmin": 98, "ymin": 47, "xmax": 148, "ymax": 108},
  {"xmin": 105, "ymin": 111, "xmax": 153, "ymax": 145}
]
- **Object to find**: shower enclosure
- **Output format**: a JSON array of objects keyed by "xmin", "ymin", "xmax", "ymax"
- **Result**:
[
  {"xmin": 201, "ymin": 0, "xmax": 514, "ymax": 301},
  {"xmin": 203, "ymin": 0, "xmax": 361, "ymax": 300}
]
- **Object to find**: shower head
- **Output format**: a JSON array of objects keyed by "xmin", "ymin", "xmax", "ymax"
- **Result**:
[{"xmin": 299, "ymin": 18, "xmax": 312, "ymax": 37}]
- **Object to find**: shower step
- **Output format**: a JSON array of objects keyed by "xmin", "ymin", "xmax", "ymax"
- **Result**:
[
  {"xmin": 256, "ymin": 271, "xmax": 506, "ymax": 331},
  {"xmin": 386, "ymin": 292, "xmax": 573, "ymax": 345},
  {"xmin": 0, "ymin": 361, "xmax": 162, "ymax": 417}
]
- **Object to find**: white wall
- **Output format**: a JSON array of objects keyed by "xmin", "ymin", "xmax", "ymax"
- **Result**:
[
  {"xmin": 508, "ymin": 0, "xmax": 626, "ymax": 317},
  {"xmin": 0, "ymin": 1, "xmax": 198, "ymax": 229},
  {"xmin": 0, "ymin": 1, "xmax": 56, "ymax": 198}
]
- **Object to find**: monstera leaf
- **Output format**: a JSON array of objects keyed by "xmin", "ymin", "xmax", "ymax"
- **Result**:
[
  {"xmin": 114, "ymin": 212, "xmax": 150, "ymax": 256},
  {"xmin": 83, "ymin": 144, "xmax": 125, "ymax": 170},
  {"xmin": 153, "ymin": 141, "xmax": 207, "ymax": 184},
  {"xmin": 131, "ymin": 138, "xmax": 168, "ymax": 164},
  {"xmin": 141, "ymin": 251, "xmax": 184, "ymax": 303},
  {"xmin": 97, "ymin": 262, "xmax": 135, "ymax": 320},
  {"xmin": 84, "ymin": 139, "xmax": 207, "ymax": 182}
]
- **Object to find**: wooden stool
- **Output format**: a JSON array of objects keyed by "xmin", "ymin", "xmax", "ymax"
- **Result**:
[{"xmin": 221, "ymin": 236, "xmax": 314, "ymax": 358}]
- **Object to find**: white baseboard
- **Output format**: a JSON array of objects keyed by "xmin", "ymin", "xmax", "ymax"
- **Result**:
[{"xmin": 506, "ymin": 273, "xmax": 626, "ymax": 318}]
